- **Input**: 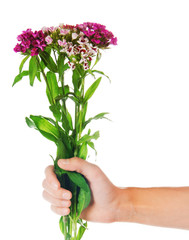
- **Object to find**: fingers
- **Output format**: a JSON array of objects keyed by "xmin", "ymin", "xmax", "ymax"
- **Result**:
[
  {"xmin": 45, "ymin": 165, "xmax": 60, "ymax": 190},
  {"xmin": 43, "ymin": 165, "xmax": 72, "ymax": 216},
  {"xmin": 42, "ymin": 179, "xmax": 72, "ymax": 200}
]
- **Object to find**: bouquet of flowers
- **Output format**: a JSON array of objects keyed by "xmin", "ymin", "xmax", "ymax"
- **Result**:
[{"xmin": 13, "ymin": 22, "xmax": 117, "ymax": 240}]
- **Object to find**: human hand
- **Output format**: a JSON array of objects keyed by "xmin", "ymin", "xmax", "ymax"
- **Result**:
[{"xmin": 42, "ymin": 157, "xmax": 132, "ymax": 223}]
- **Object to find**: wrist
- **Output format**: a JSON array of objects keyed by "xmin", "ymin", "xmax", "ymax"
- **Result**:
[{"xmin": 114, "ymin": 187, "xmax": 136, "ymax": 223}]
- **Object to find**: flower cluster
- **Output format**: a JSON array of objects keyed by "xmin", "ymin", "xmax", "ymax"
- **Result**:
[
  {"xmin": 77, "ymin": 22, "xmax": 117, "ymax": 47},
  {"xmin": 14, "ymin": 29, "xmax": 46, "ymax": 56},
  {"xmin": 14, "ymin": 22, "xmax": 117, "ymax": 69},
  {"xmin": 42, "ymin": 24, "xmax": 98, "ymax": 70}
]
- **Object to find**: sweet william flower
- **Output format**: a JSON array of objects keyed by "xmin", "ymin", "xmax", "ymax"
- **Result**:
[
  {"xmin": 60, "ymin": 29, "xmax": 70, "ymax": 35},
  {"xmin": 14, "ymin": 43, "xmax": 22, "ymax": 53},
  {"xmin": 31, "ymin": 48, "xmax": 39, "ymax": 56},
  {"xmin": 45, "ymin": 36, "xmax": 53, "ymax": 44},
  {"xmin": 58, "ymin": 39, "xmax": 67, "ymax": 47},
  {"xmin": 13, "ymin": 21, "xmax": 117, "ymax": 240},
  {"xmin": 14, "ymin": 28, "xmax": 46, "ymax": 56},
  {"xmin": 72, "ymin": 33, "xmax": 78, "ymax": 40}
]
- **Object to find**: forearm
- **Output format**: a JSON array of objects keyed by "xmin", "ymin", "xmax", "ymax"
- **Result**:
[{"xmin": 116, "ymin": 187, "xmax": 189, "ymax": 230}]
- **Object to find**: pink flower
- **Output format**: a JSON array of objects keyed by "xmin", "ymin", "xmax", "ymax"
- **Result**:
[
  {"xmin": 14, "ymin": 43, "xmax": 22, "ymax": 53},
  {"xmin": 45, "ymin": 36, "xmax": 53, "ymax": 44},
  {"xmin": 110, "ymin": 37, "xmax": 118, "ymax": 45},
  {"xmin": 60, "ymin": 29, "xmax": 70, "ymax": 35},
  {"xmin": 49, "ymin": 26, "xmax": 57, "ymax": 32},
  {"xmin": 31, "ymin": 48, "xmax": 39, "ymax": 56},
  {"xmin": 77, "ymin": 22, "xmax": 117, "ymax": 48},
  {"xmin": 14, "ymin": 28, "xmax": 46, "ymax": 56},
  {"xmin": 58, "ymin": 39, "xmax": 67, "ymax": 47}
]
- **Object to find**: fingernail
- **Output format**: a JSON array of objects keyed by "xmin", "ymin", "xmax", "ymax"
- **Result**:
[{"xmin": 59, "ymin": 159, "xmax": 69, "ymax": 164}]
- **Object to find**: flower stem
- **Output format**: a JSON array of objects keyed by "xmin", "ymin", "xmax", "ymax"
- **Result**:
[{"xmin": 36, "ymin": 56, "xmax": 55, "ymax": 105}]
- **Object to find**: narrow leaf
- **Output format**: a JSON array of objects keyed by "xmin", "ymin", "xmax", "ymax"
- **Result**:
[
  {"xmin": 19, "ymin": 55, "xmax": 30, "ymax": 73},
  {"xmin": 67, "ymin": 172, "xmax": 90, "ymax": 192},
  {"xmin": 57, "ymin": 54, "xmax": 65, "ymax": 76},
  {"xmin": 78, "ymin": 143, "xmax": 88, "ymax": 160},
  {"xmin": 30, "ymin": 115, "xmax": 59, "ymax": 139},
  {"xmin": 83, "ymin": 77, "xmax": 101, "ymax": 103},
  {"xmin": 29, "ymin": 56, "xmax": 38, "ymax": 86},
  {"xmin": 59, "ymin": 216, "xmax": 64, "ymax": 234},
  {"xmin": 83, "ymin": 112, "xmax": 110, "ymax": 129},
  {"xmin": 49, "ymin": 104, "xmax": 61, "ymax": 122},
  {"xmin": 39, "ymin": 51, "xmax": 57, "ymax": 72},
  {"xmin": 77, "ymin": 222, "xmax": 87, "ymax": 240},
  {"xmin": 46, "ymin": 71, "xmax": 59, "ymax": 99},
  {"xmin": 25, "ymin": 117, "xmax": 36, "ymax": 129},
  {"xmin": 78, "ymin": 131, "xmax": 100, "ymax": 145},
  {"xmin": 92, "ymin": 70, "xmax": 111, "ymax": 82},
  {"xmin": 12, "ymin": 71, "xmax": 29, "ymax": 87}
]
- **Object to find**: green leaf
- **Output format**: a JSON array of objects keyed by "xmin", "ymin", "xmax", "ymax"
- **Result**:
[
  {"xmin": 78, "ymin": 142, "xmax": 88, "ymax": 160},
  {"xmin": 61, "ymin": 109, "xmax": 71, "ymax": 133},
  {"xmin": 25, "ymin": 117, "xmax": 36, "ymax": 129},
  {"xmin": 30, "ymin": 115, "xmax": 59, "ymax": 139},
  {"xmin": 39, "ymin": 51, "xmax": 57, "ymax": 72},
  {"xmin": 78, "ymin": 131, "xmax": 100, "ymax": 145},
  {"xmin": 56, "ymin": 139, "xmax": 68, "ymax": 160},
  {"xmin": 77, "ymin": 222, "xmax": 87, "ymax": 240},
  {"xmin": 87, "ymin": 141, "xmax": 97, "ymax": 156},
  {"xmin": 49, "ymin": 104, "xmax": 61, "ymax": 122},
  {"xmin": 92, "ymin": 70, "xmax": 111, "ymax": 82},
  {"xmin": 57, "ymin": 54, "xmax": 65, "ymax": 76},
  {"xmin": 59, "ymin": 216, "xmax": 64, "ymax": 234},
  {"xmin": 92, "ymin": 51, "xmax": 101, "ymax": 69},
  {"xmin": 36, "ymin": 71, "xmax": 41, "ymax": 82},
  {"xmin": 83, "ymin": 112, "xmax": 110, "ymax": 129},
  {"xmin": 67, "ymin": 172, "xmax": 90, "ymax": 192},
  {"xmin": 19, "ymin": 55, "xmax": 30, "ymax": 73},
  {"xmin": 29, "ymin": 56, "xmax": 38, "ymax": 86},
  {"xmin": 66, "ymin": 233, "xmax": 71, "ymax": 240},
  {"xmin": 72, "ymin": 68, "xmax": 82, "ymax": 92},
  {"xmin": 83, "ymin": 77, "xmax": 101, "ymax": 103},
  {"xmin": 12, "ymin": 71, "xmax": 29, "ymax": 87},
  {"xmin": 58, "ymin": 54, "xmax": 70, "ymax": 76},
  {"xmin": 77, "ymin": 188, "xmax": 91, "ymax": 218},
  {"xmin": 46, "ymin": 71, "xmax": 59, "ymax": 104}
]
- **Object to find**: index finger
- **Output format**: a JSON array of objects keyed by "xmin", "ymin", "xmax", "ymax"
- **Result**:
[{"xmin": 45, "ymin": 165, "xmax": 61, "ymax": 190}]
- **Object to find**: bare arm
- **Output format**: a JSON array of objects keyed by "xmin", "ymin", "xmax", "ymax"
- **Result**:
[
  {"xmin": 117, "ymin": 187, "xmax": 189, "ymax": 230},
  {"xmin": 42, "ymin": 157, "xmax": 189, "ymax": 230}
]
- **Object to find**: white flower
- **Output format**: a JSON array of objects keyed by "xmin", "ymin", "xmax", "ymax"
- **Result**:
[
  {"xmin": 60, "ymin": 29, "xmax": 70, "ymax": 35},
  {"xmin": 72, "ymin": 33, "xmax": 78, "ymax": 40},
  {"xmin": 41, "ymin": 26, "xmax": 48, "ymax": 33}
]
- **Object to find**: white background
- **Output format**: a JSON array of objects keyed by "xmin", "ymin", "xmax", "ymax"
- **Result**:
[{"xmin": 1, "ymin": 0, "xmax": 189, "ymax": 239}]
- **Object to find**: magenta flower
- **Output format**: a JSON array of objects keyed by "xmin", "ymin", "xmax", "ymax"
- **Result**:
[
  {"xmin": 77, "ymin": 22, "xmax": 117, "ymax": 48},
  {"xmin": 14, "ymin": 28, "xmax": 46, "ymax": 56}
]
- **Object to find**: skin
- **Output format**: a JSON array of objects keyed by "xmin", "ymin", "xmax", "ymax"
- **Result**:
[{"xmin": 42, "ymin": 157, "xmax": 189, "ymax": 230}]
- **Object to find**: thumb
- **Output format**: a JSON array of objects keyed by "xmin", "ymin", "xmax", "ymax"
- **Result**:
[{"xmin": 58, "ymin": 157, "xmax": 98, "ymax": 181}]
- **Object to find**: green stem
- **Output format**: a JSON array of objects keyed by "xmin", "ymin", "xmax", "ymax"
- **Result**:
[
  {"xmin": 36, "ymin": 56, "xmax": 55, "ymax": 105},
  {"xmin": 60, "ymin": 73, "xmax": 67, "ymax": 111},
  {"xmin": 63, "ymin": 216, "xmax": 67, "ymax": 239}
]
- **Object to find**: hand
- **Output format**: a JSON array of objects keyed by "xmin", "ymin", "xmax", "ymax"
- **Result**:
[{"xmin": 42, "ymin": 157, "xmax": 132, "ymax": 223}]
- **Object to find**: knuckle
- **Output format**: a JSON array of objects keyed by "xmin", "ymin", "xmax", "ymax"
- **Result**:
[{"xmin": 44, "ymin": 165, "xmax": 53, "ymax": 176}]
